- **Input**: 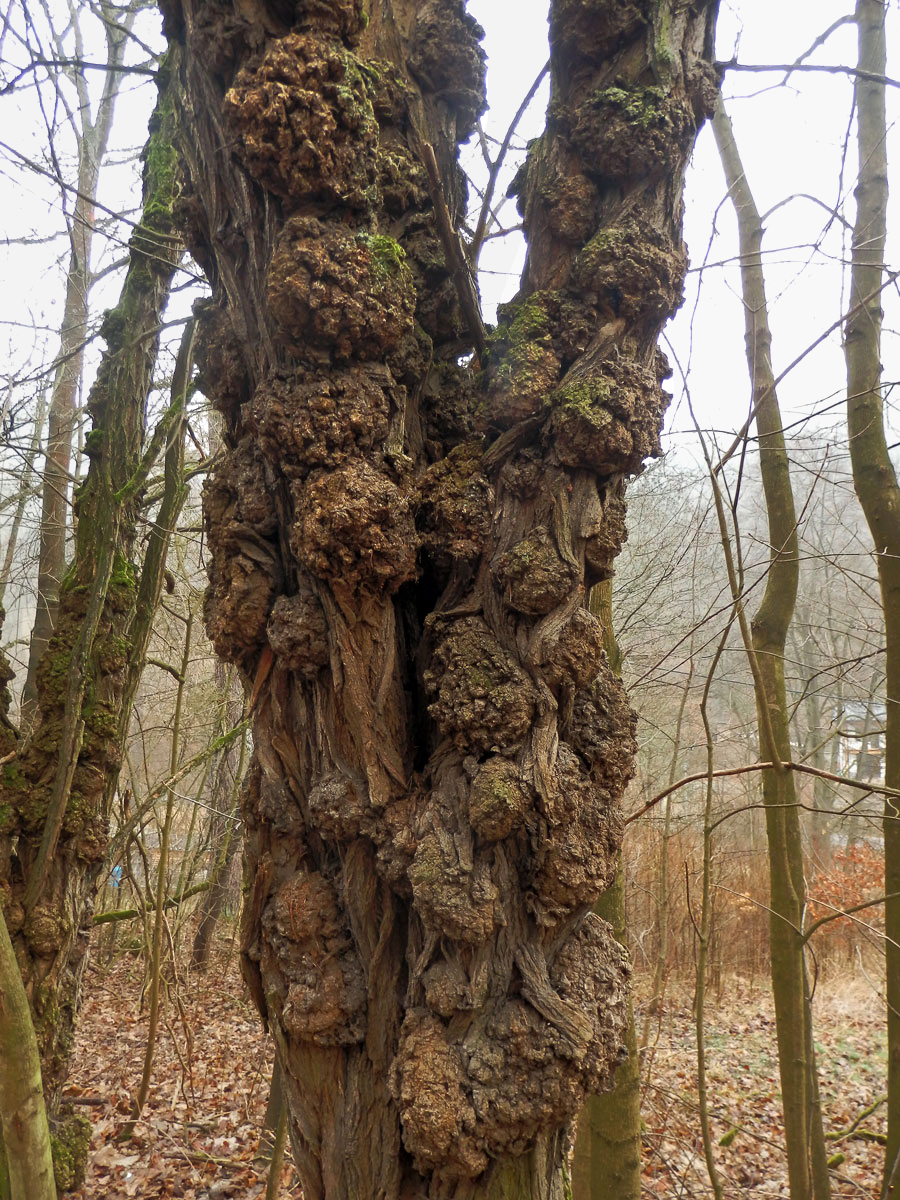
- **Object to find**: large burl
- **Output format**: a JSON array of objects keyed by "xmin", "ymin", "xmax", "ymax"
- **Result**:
[{"xmin": 167, "ymin": 0, "xmax": 719, "ymax": 1192}]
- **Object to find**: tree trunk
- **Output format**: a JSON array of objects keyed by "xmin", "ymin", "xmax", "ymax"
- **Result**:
[
  {"xmin": 573, "ymin": 582, "xmax": 640, "ymax": 1200},
  {"xmin": 0, "ymin": 60, "xmax": 182, "ymax": 1186},
  {"xmin": 0, "ymin": 906, "xmax": 56, "ymax": 1200},
  {"xmin": 167, "ymin": 0, "xmax": 719, "ymax": 1194},
  {"xmin": 0, "ymin": 385, "xmax": 49, "ymax": 608},
  {"xmin": 192, "ymin": 661, "xmax": 244, "ymax": 969},
  {"xmin": 713, "ymin": 99, "xmax": 832, "ymax": 1200},
  {"xmin": 843, "ymin": 2, "xmax": 900, "ymax": 1186},
  {"xmin": 21, "ymin": 8, "xmax": 136, "ymax": 727},
  {"xmin": 573, "ymin": 857, "xmax": 641, "ymax": 1199}
]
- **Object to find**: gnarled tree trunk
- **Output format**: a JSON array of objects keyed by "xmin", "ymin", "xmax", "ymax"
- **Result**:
[{"xmin": 167, "ymin": 0, "xmax": 718, "ymax": 1195}]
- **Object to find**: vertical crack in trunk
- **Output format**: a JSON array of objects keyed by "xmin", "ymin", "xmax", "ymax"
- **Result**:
[{"xmin": 166, "ymin": 0, "xmax": 719, "ymax": 1195}]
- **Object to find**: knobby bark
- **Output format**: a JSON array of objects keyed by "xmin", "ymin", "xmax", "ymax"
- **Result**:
[
  {"xmin": 166, "ymin": 0, "xmax": 718, "ymax": 1194},
  {"xmin": 0, "ymin": 61, "xmax": 182, "ymax": 1188},
  {"xmin": 714, "ymin": 101, "xmax": 832, "ymax": 1200},
  {"xmin": 843, "ymin": 1, "xmax": 900, "ymax": 1186}
]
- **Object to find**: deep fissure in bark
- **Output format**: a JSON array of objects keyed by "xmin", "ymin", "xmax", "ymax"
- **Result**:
[{"xmin": 164, "ymin": 0, "xmax": 718, "ymax": 1194}]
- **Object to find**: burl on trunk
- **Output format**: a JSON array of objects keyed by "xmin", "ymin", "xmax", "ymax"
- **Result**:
[{"xmin": 162, "ymin": 0, "xmax": 718, "ymax": 1196}]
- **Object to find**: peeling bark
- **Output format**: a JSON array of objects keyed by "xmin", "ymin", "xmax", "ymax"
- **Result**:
[{"xmin": 165, "ymin": 0, "xmax": 718, "ymax": 1194}]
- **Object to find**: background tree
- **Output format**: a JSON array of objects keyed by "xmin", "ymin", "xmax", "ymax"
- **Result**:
[
  {"xmin": 713, "ymin": 99, "xmax": 831, "ymax": 1199},
  {"xmin": 0, "ymin": 64, "xmax": 183, "ymax": 1188},
  {"xmin": 14, "ymin": 0, "xmax": 141, "ymax": 727},
  {"xmin": 843, "ymin": 0, "xmax": 899, "ymax": 1185}
]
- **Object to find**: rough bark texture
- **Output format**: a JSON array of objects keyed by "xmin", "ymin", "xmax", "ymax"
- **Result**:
[
  {"xmin": 0, "ymin": 63, "xmax": 182, "ymax": 1187},
  {"xmin": 164, "ymin": 0, "xmax": 718, "ymax": 1195}
]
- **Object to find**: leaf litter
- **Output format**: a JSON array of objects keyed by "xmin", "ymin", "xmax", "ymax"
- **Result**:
[
  {"xmin": 67, "ymin": 936, "xmax": 885, "ymax": 1198},
  {"xmin": 66, "ymin": 937, "xmax": 296, "ymax": 1200},
  {"xmin": 637, "ymin": 970, "xmax": 885, "ymax": 1198}
]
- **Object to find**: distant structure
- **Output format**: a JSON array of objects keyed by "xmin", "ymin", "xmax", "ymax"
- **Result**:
[{"xmin": 837, "ymin": 700, "xmax": 886, "ymax": 784}]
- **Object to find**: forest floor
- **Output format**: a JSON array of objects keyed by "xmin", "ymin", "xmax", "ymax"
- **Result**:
[{"xmin": 67, "ymin": 934, "xmax": 885, "ymax": 1199}]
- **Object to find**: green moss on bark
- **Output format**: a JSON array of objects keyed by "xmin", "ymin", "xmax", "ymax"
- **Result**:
[{"xmin": 50, "ymin": 1112, "xmax": 91, "ymax": 1193}]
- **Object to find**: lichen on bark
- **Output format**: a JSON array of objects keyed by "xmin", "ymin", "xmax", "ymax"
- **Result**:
[{"xmin": 163, "ymin": 0, "xmax": 719, "ymax": 1194}]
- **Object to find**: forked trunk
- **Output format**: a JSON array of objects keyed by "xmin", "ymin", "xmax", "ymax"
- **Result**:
[{"xmin": 165, "ymin": 0, "xmax": 718, "ymax": 1194}]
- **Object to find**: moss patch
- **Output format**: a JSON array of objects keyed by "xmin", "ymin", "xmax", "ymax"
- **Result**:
[
  {"xmin": 50, "ymin": 1111, "xmax": 92, "ymax": 1193},
  {"xmin": 571, "ymin": 82, "xmax": 696, "ymax": 182},
  {"xmin": 358, "ymin": 232, "xmax": 407, "ymax": 278},
  {"xmin": 482, "ymin": 292, "xmax": 561, "ymax": 429}
]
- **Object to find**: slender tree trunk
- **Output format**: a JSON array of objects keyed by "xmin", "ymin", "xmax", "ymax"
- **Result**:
[
  {"xmin": 791, "ymin": 615, "xmax": 835, "ymax": 860},
  {"xmin": 192, "ymin": 661, "xmax": 244, "ymax": 968},
  {"xmin": 640, "ymin": 653, "xmax": 693, "ymax": 1055},
  {"xmin": 714, "ymin": 99, "xmax": 832, "ymax": 1200},
  {"xmin": 573, "ymin": 582, "xmax": 640, "ymax": 1200},
  {"xmin": 843, "ymin": 2, "xmax": 900, "ymax": 1186},
  {"xmin": 695, "ymin": 630, "xmax": 726, "ymax": 1200},
  {"xmin": 258, "ymin": 1059, "xmax": 284, "ymax": 1161},
  {"xmin": 0, "ymin": 62, "xmax": 182, "ymax": 1187},
  {"xmin": 123, "ymin": 609, "xmax": 193, "ymax": 1135},
  {"xmin": 265, "ymin": 1101, "xmax": 289, "ymax": 1200},
  {"xmin": 0, "ymin": 386, "xmax": 49, "ymax": 608},
  {"xmin": 0, "ymin": 906, "xmax": 56, "ymax": 1200},
  {"xmin": 170, "ymin": 0, "xmax": 719, "ymax": 1194}
]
